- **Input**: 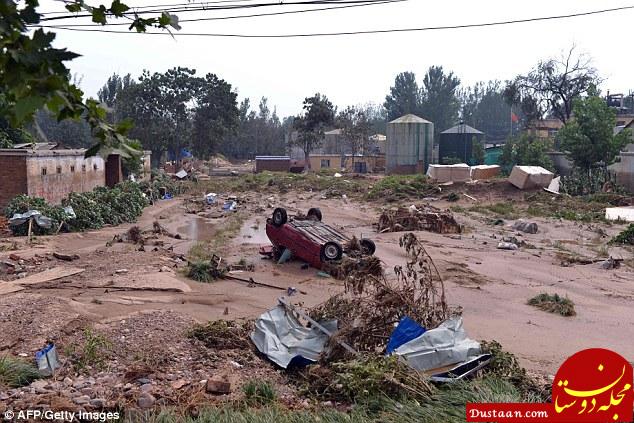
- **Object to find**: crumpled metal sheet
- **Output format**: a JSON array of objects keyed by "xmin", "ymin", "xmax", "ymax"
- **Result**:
[
  {"xmin": 9, "ymin": 210, "xmax": 53, "ymax": 229},
  {"xmin": 251, "ymin": 304, "xmax": 337, "ymax": 369},
  {"xmin": 393, "ymin": 317, "xmax": 481, "ymax": 371}
]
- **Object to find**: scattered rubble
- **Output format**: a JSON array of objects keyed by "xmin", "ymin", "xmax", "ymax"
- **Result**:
[{"xmin": 512, "ymin": 220, "xmax": 538, "ymax": 234}]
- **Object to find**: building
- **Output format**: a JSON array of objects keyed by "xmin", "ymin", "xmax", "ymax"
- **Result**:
[
  {"xmin": 385, "ymin": 114, "xmax": 434, "ymax": 174},
  {"xmin": 0, "ymin": 148, "xmax": 106, "ymax": 208},
  {"xmin": 368, "ymin": 134, "xmax": 386, "ymax": 154},
  {"xmin": 308, "ymin": 154, "xmax": 378, "ymax": 173},
  {"xmin": 438, "ymin": 123, "xmax": 485, "ymax": 165},
  {"xmin": 527, "ymin": 118, "xmax": 564, "ymax": 140},
  {"xmin": 255, "ymin": 156, "xmax": 291, "ymax": 173}
]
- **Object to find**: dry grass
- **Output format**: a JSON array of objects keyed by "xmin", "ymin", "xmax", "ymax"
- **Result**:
[{"xmin": 527, "ymin": 293, "xmax": 576, "ymax": 316}]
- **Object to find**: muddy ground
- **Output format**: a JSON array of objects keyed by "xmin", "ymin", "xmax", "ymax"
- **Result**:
[{"xmin": 0, "ymin": 179, "xmax": 633, "ymax": 413}]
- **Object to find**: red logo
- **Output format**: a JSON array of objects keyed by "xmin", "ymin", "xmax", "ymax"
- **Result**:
[{"xmin": 552, "ymin": 348, "xmax": 632, "ymax": 422}]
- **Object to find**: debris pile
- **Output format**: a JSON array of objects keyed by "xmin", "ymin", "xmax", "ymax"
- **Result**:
[
  {"xmin": 188, "ymin": 320, "xmax": 253, "ymax": 350},
  {"xmin": 310, "ymin": 233, "xmax": 449, "ymax": 360},
  {"xmin": 377, "ymin": 204, "xmax": 461, "ymax": 234}
]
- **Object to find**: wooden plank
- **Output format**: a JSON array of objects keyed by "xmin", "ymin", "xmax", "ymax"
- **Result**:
[{"xmin": 15, "ymin": 267, "xmax": 85, "ymax": 286}]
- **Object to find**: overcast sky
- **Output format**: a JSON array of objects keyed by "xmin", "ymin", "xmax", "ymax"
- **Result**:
[{"xmin": 41, "ymin": 0, "xmax": 634, "ymax": 117}]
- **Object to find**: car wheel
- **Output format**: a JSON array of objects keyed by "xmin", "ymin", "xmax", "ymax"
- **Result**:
[
  {"xmin": 321, "ymin": 241, "xmax": 343, "ymax": 261},
  {"xmin": 360, "ymin": 239, "xmax": 376, "ymax": 255},
  {"xmin": 307, "ymin": 207, "xmax": 322, "ymax": 222},
  {"xmin": 272, "ymin": 207, "xmax": 288, "ymax": 226}
]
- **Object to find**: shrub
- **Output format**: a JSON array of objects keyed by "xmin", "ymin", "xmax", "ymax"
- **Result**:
[
  {"xmin": 367, "ymin": 175, "xmax": 438, "ymax": 201},
  {"xmin": 610, "ymin": 224, "xmax": 634, "ymax": 245},
  {"xmin": 527, "ymin": 293, "xmax": 576, "ymax": 316}
]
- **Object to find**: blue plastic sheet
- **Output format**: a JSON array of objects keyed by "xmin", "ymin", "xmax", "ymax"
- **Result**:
[{"xmin": 386, "ymin": 316, "xmax": 426, "ymax": 354}]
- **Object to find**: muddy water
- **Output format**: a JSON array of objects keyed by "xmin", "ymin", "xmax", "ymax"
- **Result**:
[
  {"xmin": 238, "ymin": 216, "xmax": 270, "ymax": 244},
  {"xmin": 178, "ymin": 217, "xmax": 218, "ymax": 241}
]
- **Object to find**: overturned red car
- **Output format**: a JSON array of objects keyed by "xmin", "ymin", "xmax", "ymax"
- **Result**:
[{"xmin": 265, "ymin": 207, "xmax": 376, "ymax": 270}]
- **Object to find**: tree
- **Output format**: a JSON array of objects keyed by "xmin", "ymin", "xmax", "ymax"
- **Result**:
[
  {"xmin": 471, "ymin": 138, "xmax": 485, "ymax": 165},
  {"xmin": 384, "ymin": 72, "xmax": 420, "ymax": 121},
  {"xmin": 557, "ymin": 95, "xmax": 630, "ymax": 174},
  {"xmin": 498, "ymin": 133, "xmax": 553, "ymax": 172},
  {"xmin": 460, "ymin": 81, "xmax": 512, "ymax": 142},
  {"xmin": 419, "ymin": 66, "xmax": 461, "ymax": 135},
  {"xmin": 33, "ymin": 109, "xmax": 93, "ymax": 148},
  {"xmin": 1, "ymin": 0, "xmax": 181, "ymax": 159},
  {"xmin": 504, "ymin": 47, "xmax": 600, "ymax": 126},
  {"xmin": 191, "ymin": 73, "xmax": 239, "ymax": 159},
  {"xmin": 337, "ymin": 106, "xmax": 372, "ymax": 167},
  {"xmin": 291, "ymin": 93, "xmax": 335, "ymax": 171}
]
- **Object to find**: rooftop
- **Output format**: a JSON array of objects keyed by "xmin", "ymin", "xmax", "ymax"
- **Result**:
[
  {"xmin": 441, "ymin": 124, "xmax": 484, "ymax": 135},
  {"xmin": 389, "ymin": 114, "xmax": 432, "ymax": 124}
]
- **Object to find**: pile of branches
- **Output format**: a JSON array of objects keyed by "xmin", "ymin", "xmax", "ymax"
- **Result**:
[
  {"xmin": 187, "ymin": 320, "xmax": 253, "ymax": 350},
  {"xmin": 377, "ymin": 205, "xmax": 461, "ymax": 234},
  {"xmin": 323, "ymin": 237, "xmax": 383, "ymax": 280},
  {"xmin": 310, "ymin": 233, "xmax": 448, "ymax": 360}
]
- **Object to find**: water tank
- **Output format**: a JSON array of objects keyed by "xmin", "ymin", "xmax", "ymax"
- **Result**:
[{"xmin": 386, "ymin": 114, "xmax": 434, "ymax": 174}]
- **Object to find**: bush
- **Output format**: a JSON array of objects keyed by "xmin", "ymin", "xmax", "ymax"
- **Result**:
[
  {"xmin": 527, "ymin": 293, "xmax": 576, "ymax": 316},
  {"xmin": 498, "ymin": 133, "xmax": 553, "ymax": 174},
  {"xmin": 610, "ymin": 224, "xmax": 634, "ymax": 245},
  {"xmin": 6, "ymin": 182, "xmax": 149, "ymax": 236},
  {"xmin": 367, "ymin": 175, "xmax": 438, "ymax": 201}
]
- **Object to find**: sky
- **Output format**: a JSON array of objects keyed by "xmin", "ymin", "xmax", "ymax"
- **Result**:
[{"xmin": 39, "ymin": 0, "xmax": 634, "ymax": 118}]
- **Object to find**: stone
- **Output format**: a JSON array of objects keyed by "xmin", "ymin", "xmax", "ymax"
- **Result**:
[
  {"xmin": 31, "ymin": 380, "xmax": 49, "ymax": 390},
  {"xmin": 137, "ymin": 393, "xmax": 156, "ymax": 409},
  {"xmin": 140, "ymin": 384, "xmax": 153, "ymax": 394},
  {"xmin": 170, "ymin": 379, "xmax": 189, "ymax": 390},
  {"xmin": 89, "ymin": 398, "xmax": 106, "ymax": 409},
  {"xmin": 137, "ymin": 378, "xmax": 151, "ymax": 384},
  {"xmin": 73, "ymin": 395, "xmax": 90, "ymax": 405},
  {"xmin": 206, "ymin": 377, "xmax": 231, "ymax": 394},
  {"xmin": 512, "ymin": 220, "xmax": 538, "ymax": 234}
]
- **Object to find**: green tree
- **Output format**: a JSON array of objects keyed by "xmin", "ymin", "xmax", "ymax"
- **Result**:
[
  {"xmin": 471, "ymin": 138, "xmax": 485, "ymax": 165},
  {"xmin": 460, "ymin": 81, "xmax": 512, "ymax": 142},
  {"xmin": 291, "ymin": 93, "xmax": 335, "ymax": 171},
  {"xmin": 191, "ymin": 73, "xmax": 239, "ymax": 159},
  {"xmin": 419, "ymin": 66, "xmax": 461, "ymax": 135},
  {"xmin": 384, "ymin": 72, "xmax": 420, "ymax": 121},
  {"xmin": 498, "ymin": 133, "xmax": 553, "ymax": 172},
  {"xmin": 557, "ymin": 96, "xmax": 629, "ymax": 174},
  {"xmin": 33, "ymin": 109, "xmax": 93, "ymax": 148},
  {"xmin": 1, "ymin": 0, "xmax": 180, "ymax": 158},
  {"xmin": 337, "ymin": 105, "xmax": 372, "ymax": 166}
]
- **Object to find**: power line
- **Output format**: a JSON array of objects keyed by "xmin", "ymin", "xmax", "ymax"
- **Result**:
[
  {"xmin": 36, "ymin": 4, "xmax": 634, "ymax": 38},
  {"xmin": 39, "ymin": 0, "xmax": 257, "ymax": 15},
  {"xmin": 39, "ymin": 0, "xmax": 403, "ymax": 26},
  {"xmin": 39, "ymin": 0, "xmax": 382, "ymax": 21}
]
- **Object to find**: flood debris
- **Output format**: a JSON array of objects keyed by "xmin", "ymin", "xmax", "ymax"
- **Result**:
[
  {"xmin": 512, "ymin": 220, "xmax": 538, "ymax": 234},
  {"xmin": 35, "ymin": 344, "xmax": 60, "ymax": 376},
  {"xmin": 508, "ymin": 166, "xmax": 554, "ymax": 190},
  {"xmin": 310, "ymin": 233, "xmax": 449, "ymax": 361},
  {"xmin": 497, "ymin": 241, "xmax": 518, "ymax": 250},
  {"xmin": 527, "ymin": 293, "xmax": 576, "ymax": 317},
  {"xmin": 377, "ymin": 205, "xmax": 461, "ymax": 234}
]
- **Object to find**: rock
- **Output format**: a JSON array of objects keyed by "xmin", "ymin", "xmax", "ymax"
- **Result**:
[
  {"xmin": 17, "ymin": 272, "xmax": 27, "ymax": 279},
  {"xmin": 80, "ymin": 387, "xmax": 94, "ymax": 396},
  {"xmin": 123, "ymin": 383, "xmax": 134, "ymax": 391},
  {"xmin": 206, "ymin": 377, "xmax": 231, "ymax": 394},
  {"xmin": 497, "ymin": 242, "xmax": 518, "ymax": 250},
  {"xmin": 9, "ymin": 253, "xmax": 21, "ymax": 261},
  {"xmin": 170, "ymin": 379, "xmax": 189, "ymax": 390},
  {"xmin": 53, "ymin": 252, "xmax": 80, "ymax": 261},
  {"xmin": 89, "ymin": 398, "xmax": 106, "ymax": 409},
  {"xmin": 137, "ymin": 377, "xmax": 151, "ymax": 384},
  {"xmin": 73, "ymin": 395, "xmax": 90, "ymax": 405},
  {"xmin": 512, "ymin": 220, "xmax": 538, "ymax": 234},
  {"xmin": 140, "ymin": 383, "xmax": 153, "ymax": 394},
  {"xmin": 63, "ymin": 377, "xmax": 73, "ymax": 386},
  {"xmin": 159, "ymin": 266, "xmax": 172, "ymax": 273},
  {"xmin": 31, "ymin": 380, "xmax": 49, "ymax": 390},
  {"xmin": 137, "ymin": 393, "xmax": 156, "ymax": 409}
]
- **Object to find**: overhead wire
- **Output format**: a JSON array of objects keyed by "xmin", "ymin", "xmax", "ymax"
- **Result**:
[
  {"xmin": 38, "ymin": 0, "xmax": 403, "ymax": 26},
  {"xmin": 39, "ymin": 0, "xmax": 258, "ymax": 15},
  {"xmin": 34, "ymin": 4, "xmax": 634, "ymax": 38},
  {"xmin": 39, "ymin": 0, "xmax": 387, "ymax": 21}
]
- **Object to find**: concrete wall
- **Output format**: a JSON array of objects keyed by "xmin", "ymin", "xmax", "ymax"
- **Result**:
[
  {"xmin": 0, "ymin": 155, "xmax": 28, "ymax": 209},
  {"xmin": 25, "ymin": 153, "xmax": 105, "ymax": 204},
  {"xmin": 309, "ymin": 155, "xmax": 377, "ymax": 172},
  {"xmin": 386, "ymin": 121, "xmax": 434, "ymax": 174}
]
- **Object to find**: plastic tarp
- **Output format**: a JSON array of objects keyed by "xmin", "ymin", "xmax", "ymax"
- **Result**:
[
  {"xmin": 386, "ymin": 316, "xmax": 426, "ymax": 354},
  {"xmin": 251, "ymin": 304, "xmax": 337, "ymax": 369},
  {"xmin": 9, "ymin": 210, "xmax": 52, "ymax": 229},
  {"xmin": 392, "ymin": 317, "xmax": 481, "ymax": 371},
  {"xmin": 35, "ymin": 344, "xmax": 60, "ymax": 376}
]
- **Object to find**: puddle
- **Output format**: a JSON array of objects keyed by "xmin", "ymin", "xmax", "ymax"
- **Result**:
[
  {"xmin": 238, "ymin": 216, "xmax": 269, "ymax": 244},
  {"xmin": 178, "ymin": 217, "xmax": 217, "ymax": 241}
]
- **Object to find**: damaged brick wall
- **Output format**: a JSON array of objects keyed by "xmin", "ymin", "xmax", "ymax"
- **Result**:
[
  {"xmin": 0, "ymin": 155, "xmax": 28, "ymax": 209},
  {"xmin": 25, "ymin": 154, "xmax": 105, "ymax": 204}
]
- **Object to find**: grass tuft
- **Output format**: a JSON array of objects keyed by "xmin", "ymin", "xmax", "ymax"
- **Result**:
[
  {"xmin": 0, "ymin": 356, "xmax": 40, "ymax": 388},
  {"xmin": 243, "ymin": 379, "xmax": 277, "ymax": 406},
  {"xmin": 527, "ymin": 293, "xmax": 576, "ymax": 316}
]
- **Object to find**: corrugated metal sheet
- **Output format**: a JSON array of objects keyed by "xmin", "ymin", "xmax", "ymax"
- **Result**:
[
  {"xmin": 386, "ymin": 114, "xmax": 434, "ymax": 174},
  {"xmin": 389, "ymin": 114, "xmax": 432, "ymax": 124}
]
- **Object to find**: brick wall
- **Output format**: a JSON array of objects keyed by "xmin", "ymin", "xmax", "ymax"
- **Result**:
[
  {"xmin": 25, "ymin": 154, "xmax": 105, "ymax": 204},
  {"xmin": 0, "ymin": 155, "xmax": 28, "ymax": 209}
]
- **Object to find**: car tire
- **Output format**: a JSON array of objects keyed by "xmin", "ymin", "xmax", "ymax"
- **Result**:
[
  {"xmin": 321, "ymin": 241, "xmax": 343, "ymax": 261},
  {"xmin": 272, "ymin": 207, "xmax": 288, "ymax": 227},
  {"xmin": 360, "ymin": 239, "xmax": 376, "ymax": 255},
  {"xmin": 307, "ymin": 207, "xmax": 322, "ymax": 222}
]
